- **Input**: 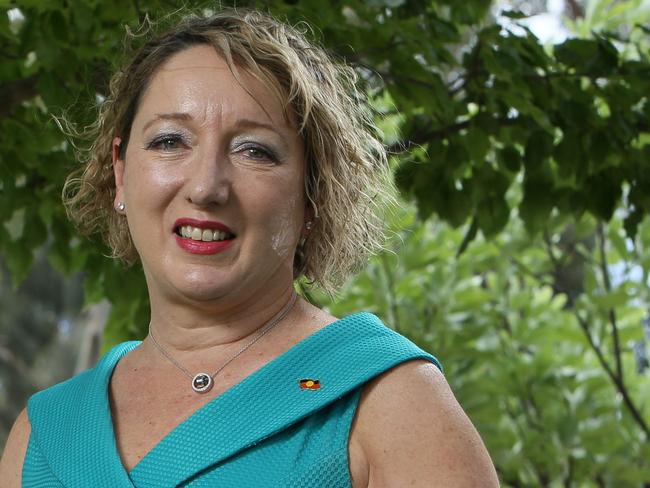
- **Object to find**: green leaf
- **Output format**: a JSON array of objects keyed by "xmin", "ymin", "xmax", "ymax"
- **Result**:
[
  {"xmin": 500, "ymin": 10, "xmax": 529, "ymax": 19},
  {"xmin": 23, "ymin": 208, "xmax": 47, "ymax": 249},
  {"xmin": 457, "ymin": 217, "xmax": 478, "ymax": 256},
  {"xmin": 3, "ymin": 239, "xmax": 34, "ymax": 286},
  {"xmin": 623, "ymin": 207, "xmax": 643, "ymax": 239},
  {"xmin": 520, "ymin": 174, "xmax": 554, "ymax": 233},
  {"xmin": 36, "ymin": 71, "xmax": 70, "ymax": 109},
  {"xmin": 501, "ymin": 91, "xmax": 553, "ymax": 133},
  {"xmin": 554, "ymin": 130, "xmax": 582, "ymax": 182},
  {"xmin": 592, "ymin": 288, "xmax": 629, "ymax": 309},
  {"xmin": 584, "ymin": 170, "xmax": 622, "ymax": 221},
  {"xmin": 498, "ymin": 146, "xmax": 521, "ymax": 173},
  {"xmin": 46, "ymin": 10, "xmax": 69, "ymax": 43},
  {"xmin": 472, "ymin": 165, "xmax": 511, "ymax": 236},
  {"xmin": 525, "ymin": 131, "xmax": 554, "ymax": 171},
  {"xmin": 466, "ymin": 127, "xmax": 490, "ymax": 163},
  {"xmin": 476, "ymin": 194, "xmax": 509, "ymax": 236},
  {"xmin": 554, "ymin": 37, "xmax": 618, "ymax": 76}
]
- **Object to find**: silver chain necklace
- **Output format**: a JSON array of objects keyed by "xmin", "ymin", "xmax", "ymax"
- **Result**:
[{"xmin": 148, "ymin": 292, "xmax": 297, "ymax": 394}]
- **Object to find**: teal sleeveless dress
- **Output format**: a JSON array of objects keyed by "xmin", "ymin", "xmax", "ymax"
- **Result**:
[{"xmin": 24, "ymin": 312, "xmax": 442, "ymax": 487}]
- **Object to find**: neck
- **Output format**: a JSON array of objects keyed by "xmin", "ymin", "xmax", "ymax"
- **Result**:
[{"xmin": 141, "ymin": 285, "xmax": 299, "ymax": 367}]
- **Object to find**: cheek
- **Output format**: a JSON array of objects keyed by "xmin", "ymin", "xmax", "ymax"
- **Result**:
[
  {"xmin": 124, "ymin": 160, "xmax": 182, "ymax": 206},
  {"xmin": 256, "ymin": 190, "xmax": 304, "ymax": 258}
]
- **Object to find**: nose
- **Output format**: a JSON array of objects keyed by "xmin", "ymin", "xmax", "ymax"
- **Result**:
[{"xmin": 185, "ymin": 147, "xmax": 231, "ymax": 207}]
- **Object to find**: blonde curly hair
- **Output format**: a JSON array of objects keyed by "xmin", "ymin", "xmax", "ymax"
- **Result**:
[{"xmin": 63, "ymin": 8, "xmax": 393, "ymax": 295}]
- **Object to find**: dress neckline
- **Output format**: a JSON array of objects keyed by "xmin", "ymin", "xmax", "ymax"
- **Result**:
[
  {"xmin": 26, "ymin": 310, "xmax": 438, "ymax": 488},
  {"xmin": 99, "ymin": 312, "xmax": 369, "ymax": 477}
]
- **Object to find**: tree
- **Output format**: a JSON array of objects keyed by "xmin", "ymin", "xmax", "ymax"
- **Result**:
[{"xmin": 317, "ymin": 198, "xmax": 650, "ymax": 485}]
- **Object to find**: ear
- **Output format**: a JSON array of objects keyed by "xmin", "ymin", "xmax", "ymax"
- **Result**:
[{"xmin": 112, "ymin": 137, "xmax": 126, "ymax": 209}]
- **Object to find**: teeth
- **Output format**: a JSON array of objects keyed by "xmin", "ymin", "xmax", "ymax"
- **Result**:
[{"xmin": 179, "ymin": 225, "xmax": 231, "ymax": 242}]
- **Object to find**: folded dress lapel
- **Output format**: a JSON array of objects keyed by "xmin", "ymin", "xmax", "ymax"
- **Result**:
[
  {"xmin": 128, "ymin": 312, "xmax": 441, "ymax": 488},
  {"xmin": 27, "ymin": 341, "xmax": 141, "ymax": 488}
]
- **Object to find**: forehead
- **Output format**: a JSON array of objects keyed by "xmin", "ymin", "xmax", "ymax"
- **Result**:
[{"xmin": 134, "ymin": 44, "xmax": 289, "ymax": 128}]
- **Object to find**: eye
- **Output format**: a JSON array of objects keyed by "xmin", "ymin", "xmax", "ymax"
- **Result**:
[
  {"xmin": 245, "ymin": 147, "xmax": 271, "ymax": 159},
  {"xmin": 237, "ymin": 143, "xmax": 277, "ymax": 163},
  {"xmin": 146, "ymin": 134, "xmax": 187, "ymax": 151}
]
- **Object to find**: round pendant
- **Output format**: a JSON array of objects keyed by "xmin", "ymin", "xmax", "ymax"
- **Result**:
[{"xmin": 192, "ymin": 373, "xmax": 213, "ymax": 393}]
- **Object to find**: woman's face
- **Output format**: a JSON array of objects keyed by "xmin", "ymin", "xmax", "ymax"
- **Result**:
[{"xmin": 113, "ymin": 45, "xmax": 306, "ymax": 305}]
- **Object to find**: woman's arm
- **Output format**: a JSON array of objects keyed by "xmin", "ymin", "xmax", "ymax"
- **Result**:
[
  {"xmin": 352, "ymin": 360, "xmax": 499, "ymax": 487},
  {"xmin": 0, "ymin": 408, "xmax": 31, "ymax": 488}
]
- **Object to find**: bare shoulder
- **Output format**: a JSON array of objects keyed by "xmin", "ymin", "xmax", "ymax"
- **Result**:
[
  {"xmin": 350, "ymin": 360, "xmax": 499, "ymax": 488},
  {"xmin": 0, "ymin": 407, "xmax": 31, "ymax": 488}
]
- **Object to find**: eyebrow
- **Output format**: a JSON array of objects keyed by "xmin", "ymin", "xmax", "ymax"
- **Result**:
[
  {"xmin": 141, "ymin": 114, "xmax": 288, "ymax": 136},
  {"xmin": 142, "ymin": 112, "xmax": 193, "ymax": 132},
  {"xmin": 233, "ymin": 118, "xmax": 287, "ymax": 135}
]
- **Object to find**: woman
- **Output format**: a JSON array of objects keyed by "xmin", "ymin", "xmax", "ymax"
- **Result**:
[{"xmin": 1, "ymin": 9, "xmax": 499, "ymax": 487}]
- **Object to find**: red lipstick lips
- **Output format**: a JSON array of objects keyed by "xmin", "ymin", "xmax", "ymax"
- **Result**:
[{"xmin": 174, "ymin": 218, "xmax": 235, "ymax": 255}]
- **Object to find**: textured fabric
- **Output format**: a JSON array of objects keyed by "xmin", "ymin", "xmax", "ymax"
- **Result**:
[
  {"xmin": 22, "ymin": 435, "xmax": 63, "ymax": 487},
  {"xmin": 24, "ymin": 312, "xmax": 442, "ymax": 487}
]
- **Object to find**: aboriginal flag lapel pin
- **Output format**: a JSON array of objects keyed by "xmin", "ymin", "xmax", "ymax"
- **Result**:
[{"xmin": 299, "ymin": 378, "xmax": 321, "ymax": 390}]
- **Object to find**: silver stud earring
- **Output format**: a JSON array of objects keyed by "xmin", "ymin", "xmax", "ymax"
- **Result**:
[
  {"xmin": 305, "ymin": 221, "xmax": 313, "ymax": 231},
  {"xmin": 116, "ymin": 202, "xmax": 125, "ymax": 213}
]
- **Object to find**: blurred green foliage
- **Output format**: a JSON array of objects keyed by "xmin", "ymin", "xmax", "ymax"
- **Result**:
[
  {"xmin": 321, "ymin": 202, "xmax": 650, "ymax": 485},
  {"xmin": 1, "ymin": 0, "xmax": 649, "ymax": 485}
]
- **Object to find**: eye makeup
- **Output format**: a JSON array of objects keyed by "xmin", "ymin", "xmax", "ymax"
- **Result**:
[
  {"xmin": 232, "ymin": 141, "xmax": 280, "ymax": 163},
  {"xmin": 144, "ymin": 129, "xmax": 192, "ymax": 152}
]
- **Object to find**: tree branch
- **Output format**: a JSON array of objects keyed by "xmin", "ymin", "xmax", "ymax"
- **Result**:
[
  {"xmin": 387, "ymin": 116, "xmax": 518, "ymax": 154},
  {"xmin": 574, "ymin": 313, "xmax": 615, "ymax": 384},
  {"xmin": 596, "ymin": 222, "xmax": 623, "ymax": 382},
  {"xmin": 509, "ymin": 256, "xmax": 553, "ymax": 287},
  {"xmin": 563, "ymin": 451, "xmax": 575, "ymax": 487},
  {"xmin": 575, "ymin": 313, "xmax": 649, "ymax": 438},
  {"xmin": 545, "ymin": 234, "xmax": 649, "ymax": 438},
  {"xmin": 565, "ymin": 0, "xmax": 585, "ymax": 20}
]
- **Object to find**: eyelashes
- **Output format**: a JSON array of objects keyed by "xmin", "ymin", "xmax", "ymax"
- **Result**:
[
  {"xmin": 233, "ymin": 142, "xmax": 278, "ymax": 163},
  {"xmin": 145, "ymin": 132, "xmax": 188, "ymax": 151},
  {"xmin": 144, "ymin": 133, "xmax": 279, "ymax": 163}
]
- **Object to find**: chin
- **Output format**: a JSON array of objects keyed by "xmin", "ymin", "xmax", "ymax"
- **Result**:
[
  {"xmin": 172, "ymin": 268, "xmax": 234, "ymax": 302},
  {"xmin": 178, "ymin": 287, "xmax": 229, "ymax": 303},
  {"xmin": 143, "ymin": 258, "xmax": 233, "ymax": 304},
  {"xmin": 169, "ymin": 281, "xmax": 234, "ymax": 304}
]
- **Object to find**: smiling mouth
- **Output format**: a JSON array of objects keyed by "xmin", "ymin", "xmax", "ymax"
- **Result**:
[{"xmin": 175, "ymin": 225, "xmax": 236, "ymax": 242}]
